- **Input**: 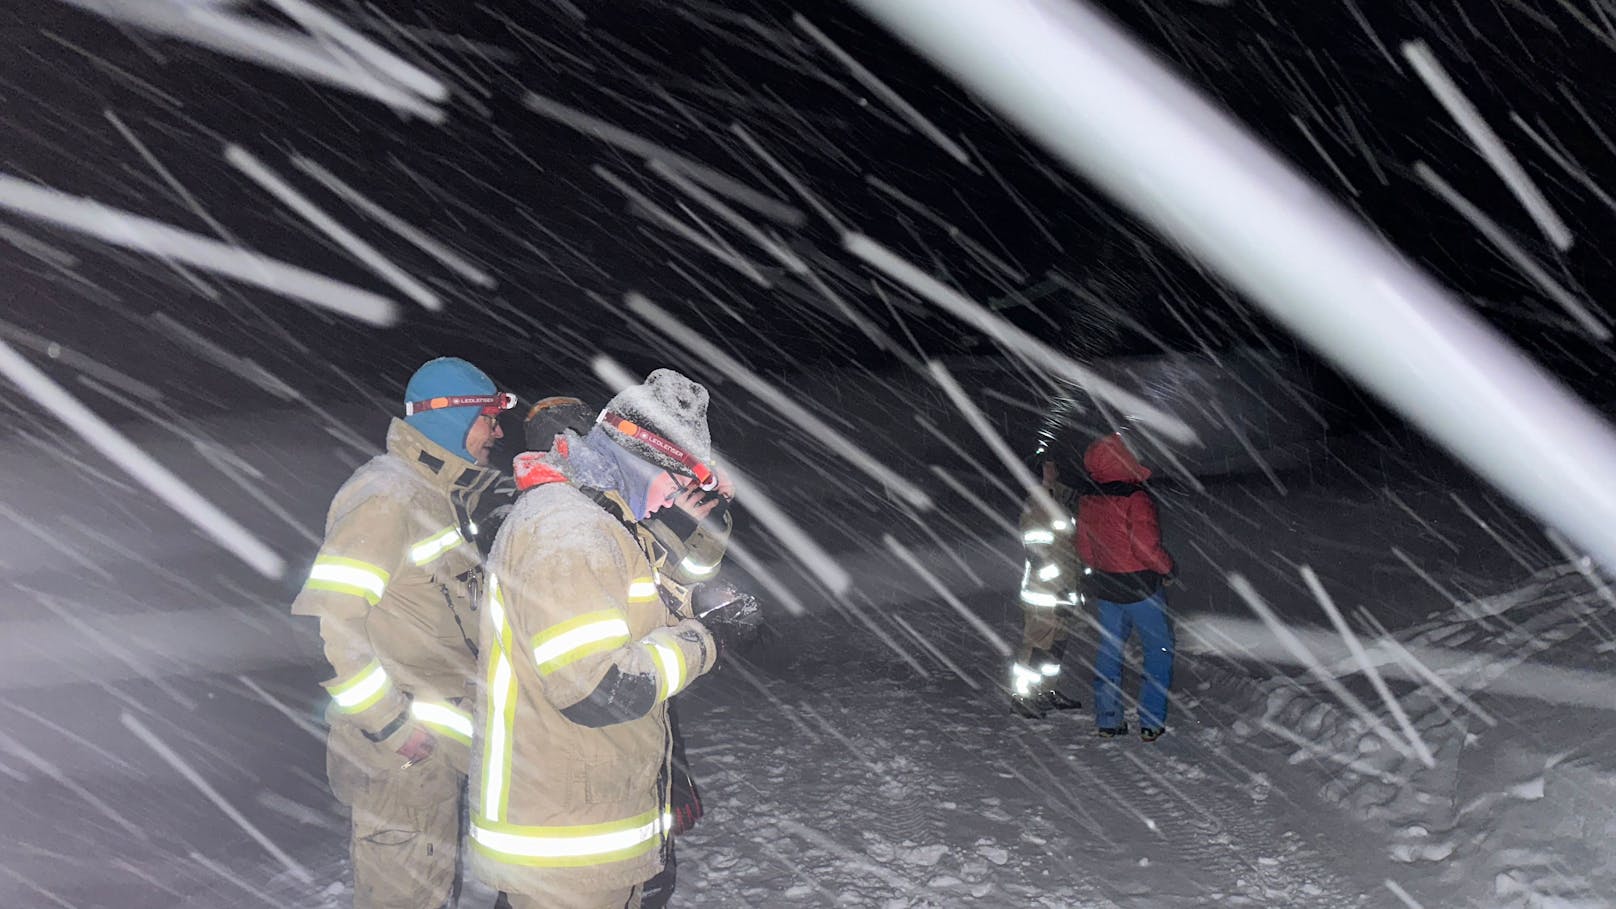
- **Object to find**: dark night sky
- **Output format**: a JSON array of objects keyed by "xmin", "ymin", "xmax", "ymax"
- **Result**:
[{"xmin": 3, "ymin": 0, "xmax": 1616, "ymax": 430}]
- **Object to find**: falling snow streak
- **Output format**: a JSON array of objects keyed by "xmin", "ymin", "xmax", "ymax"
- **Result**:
[
  {"xmin": 593, "ymin": 165, "xmax": 773, "ymax": 287},
  {"xmin": 0, "ymin": 172, "xmax": 400, "ymax": 326},
  {"xmin": 646, "ymin": 158, "xmax": 810, "ymax": 275},
  {"xmin": 1414, "ymin": 161, "xmax": 1607, "ymax": 339},
  {"xmin": 53, "ymin": 0, "xmax": 445, "ymax": 122},
  {"xmin": 1229, "ymin": 574, "xmax": 1420, "ymax": 761},
  {"xmin": 523, "ymin": 91, "xmax": 804, "ymax": 226},
  {"xmin": 790, "ymin": 14, "xmax": 975, "ymax": 170},
  {"xmin": 0, "ymin": 730, "xmax": 150, "ymax": 842},
  {"xmin": 883, "ymin": 534, "xmax": 1011, "ymax": 657},
  {"xmin": 0, "ymin": 340, "xmax": 285, "ymax": 578},
  {"xmin": 847, "ymin": 0, "xmax": 1616, "ymax": 576},
  {"xmin": 120, "ymin": 711, "xmax": 313, "ymax": 885},
  {"xmin": 262, "ymin": 0, "xmax": 448, "ymax": 103},
  {"xmin": 627, "ymin": 293, "xmax": 933, "ymax": 509},
  {"xmin": 226, "ymin": 145, "xmax": 442, "ymax": 311},
  {"xmin": 1400, "ymin": 40, "xmax": 1573, "ymax": 252},
  {"xmin": 290, "ymin": 156, "xmax": 497, "ymax": 288},
  {"xmin": 1301, "ymin": 566, "xmax": 1437, "ymax": 767},
  {"xmin": 847, "ymin": 233, "xmax": 1198, "ymax": 448}
]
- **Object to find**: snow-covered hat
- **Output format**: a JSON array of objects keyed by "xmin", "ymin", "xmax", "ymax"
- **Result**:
[{"xmin": 597, "ymin": 369, "xmax": 714, "ymax": 485}]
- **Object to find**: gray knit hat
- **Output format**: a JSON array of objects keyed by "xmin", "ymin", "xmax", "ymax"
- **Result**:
[{"xmin": 597, "ymin": 369, "xmax": 713, "ymax": 479}]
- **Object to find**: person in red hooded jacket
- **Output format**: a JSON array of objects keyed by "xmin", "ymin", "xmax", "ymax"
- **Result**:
[{"xmin": 1076, "ymin": 432, "xmax": 1176, "ymax": 742}]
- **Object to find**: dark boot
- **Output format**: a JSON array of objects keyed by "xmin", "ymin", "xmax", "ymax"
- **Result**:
[
  {"xmin": 1011, "ymin": 693, "xmax": 1047, "ymax": 719},
  {"xmin": 1039, "ymin": 689, "xmax": 1083, "ymax": 711}
]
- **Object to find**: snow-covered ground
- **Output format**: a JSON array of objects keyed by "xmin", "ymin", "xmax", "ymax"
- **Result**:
[{"xmin": 2, "ymin": 401, "xmax": 1613, "ymax": 909}]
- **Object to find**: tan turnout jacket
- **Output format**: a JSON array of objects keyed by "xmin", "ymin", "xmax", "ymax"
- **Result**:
[
  {"xmin": 471, "ymin": 465, "xmax": 717, "ymax": 896},
  {"xmin": 292, "ymin": 419, "xmax": 499, "ymax": 775}
]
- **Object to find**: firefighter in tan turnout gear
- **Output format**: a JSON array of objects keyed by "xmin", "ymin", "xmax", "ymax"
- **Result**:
[
  {"xmin": 473, "ymin": 370, "xmax": 753, "ymax": 909},
  {"xmin": 1011, "ymin": 445, "xmax": 1087, "ymax": 719},
  {"xmin": 292, "ymin": 357, "xmax": 511, "ymax": 909}
]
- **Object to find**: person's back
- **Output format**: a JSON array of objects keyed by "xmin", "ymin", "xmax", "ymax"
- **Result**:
[
  {"xmin": 1076, "ymin": 433, "xmax": 1173, "ymax": 601},
  {"xmin": 1076, "ymin": 433, "xmax": 1176, "ymax": 742}
]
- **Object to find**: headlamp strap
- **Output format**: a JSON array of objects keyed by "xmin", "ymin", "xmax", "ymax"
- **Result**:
[
  {"xmin": 599, "ymin": 410, "xmax": 717, "ymax": 491},
  {"xmin": 405, "ymin": 392, "xmax": 517, "ymax": 417}
]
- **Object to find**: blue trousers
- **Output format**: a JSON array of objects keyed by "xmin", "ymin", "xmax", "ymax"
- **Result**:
[{"xmin": 1092, "ymin": 591, "xmax": 1175, "ymax": 730}]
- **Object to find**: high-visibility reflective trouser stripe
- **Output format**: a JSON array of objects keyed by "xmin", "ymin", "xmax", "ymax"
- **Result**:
[
  {"xmin": 328, "ymin": 659, "xmax": 393, "ymax": 713},
  {"xmin": 470, "ymin": 809, "xmax": 671, "ymax": 868},
  {"xmin": 306, "ymin": 555, "xmax": 391, "ymax": 605},
  {"xmin": 530, "ymin": 610, "xmax": 631, "ymax": 676}
]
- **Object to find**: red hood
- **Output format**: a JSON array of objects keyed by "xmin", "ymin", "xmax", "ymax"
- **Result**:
[
  {"xmin": 513, "ymin": 450, "xmax": 569, "ymax": 490},
  {"xmin": 1084, "ymin": 433, "xmax": 1151, "ymax": 484}
]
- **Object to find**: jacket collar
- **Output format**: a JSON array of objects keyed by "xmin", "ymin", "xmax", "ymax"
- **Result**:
[{"xmin": 386, "ymin": 418, "xmax": 500, "ymax": 498}]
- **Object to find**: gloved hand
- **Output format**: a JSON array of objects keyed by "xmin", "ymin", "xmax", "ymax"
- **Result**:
[
  {"xmin": 692, "ymin": 582, "xmax": 763, "ymax": 661},
  {"xmin": 394, "ymin": 726, "xmax": 436, "ymax": 768},
  {"xmin": 670, "ymin": 766, "xmax": 703, "ymax": 834}
]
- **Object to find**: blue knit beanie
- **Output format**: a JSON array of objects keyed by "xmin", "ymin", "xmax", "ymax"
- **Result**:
[{"xmin": 404, "ymin": 357, "xmax": 495, "ymax": 462}]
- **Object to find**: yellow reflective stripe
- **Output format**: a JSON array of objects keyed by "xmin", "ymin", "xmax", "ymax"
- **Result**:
[
  {"xmin": 530, "ymin": 611, "xmax": 631, "ymax": 676},
  {"xmin": 328, "ymin": 660, "xmax": 391, "ymax": 713},
  {"xmin": 679, "ymin": 556, "xmax": 719, "ymax": 579},
  {"xmin": 470, "ymin": 809, "xmax": 670, "ymax": 868},
  {"xmin": 410, "ymin": 700, "xmax": 472, "ymax": 746},
  {"xmin": 481, "ymin": 574, "xmax": 518, "ymax": 823},
  {"xmin": 484, "ymin": 575, "xmax": 504, "ymax": 640},
  {"xmin": 643, "ymin": 632, "xmax": 688, "ymax": 702},
  {"xmin": 306, "ymin": 555, "xmax": 390, "ymax": 605},
  {"xmin": 627, "ymin": 577, "xmax": 659, "ymax": 603},
  {"xmin": 410, "ymin": 525, "xmax": 465, "ymax": 565},
  {"xmin": 481, "ymin": 641, "xmax": 517, "ymax": 822}
]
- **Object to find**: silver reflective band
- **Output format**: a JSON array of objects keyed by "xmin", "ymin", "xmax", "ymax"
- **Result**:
[
  {"xmin": 1019, "ymin": 589, "xmax": 1060, "ymax": 608},
  {"xmin": 1083, "ymin": 567, "xmax": 1093, "ymax": 575},
  {"xmin": 331, "ymin": 662, "xmax": 389, "ymax": 708},
  {"xmin": 1039, "ymin": 663, "xmax": 1060, "ymax": 677},
  {"xmin": 679, "ymin": 555, "xmax": 719, "ymax": 578},
  {"xmin": 1037, "ymin": 563, "xmax": 1062, "ymax": 582},
  {"xmin": 470, "ymin": 812, "xmax": 671, "ymax": 860},
  {"xmin": 1022, "ymin": 529, "xmax": 1055, "ymax": 544},
  {"xmin": 1012, "ymin": 662, "xmax": 1042, "ymax": 695},
  {"xmin": 1051, "ymin": 519, "xmax": 1070, "ymax": 531},
  {"xmin": 410, "ymin": 701, "xmax": 473, "ymax": 740}
]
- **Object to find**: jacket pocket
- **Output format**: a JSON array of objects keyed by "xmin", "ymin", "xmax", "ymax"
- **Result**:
[{"xmin": 582, "ymin": 756, "xmax": 659, "ymax": 806}]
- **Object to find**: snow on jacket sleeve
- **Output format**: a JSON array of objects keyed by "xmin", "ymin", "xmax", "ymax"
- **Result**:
[
  {"xmin": 291, "ymin": 494, "xmax": 413, "ymax": 741},
  {"xmin": 1126, "ymin": 492, "xmax": 1175, "ymax": 576},
  {"xmin": 509, "ymin": 528, "xmax": 717, "ymax": 729}
]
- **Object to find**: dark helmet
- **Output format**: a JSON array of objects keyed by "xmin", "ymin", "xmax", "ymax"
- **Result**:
[{"xmin": 522, "ymin": 396, "xmax": 596, "ymax": 451}]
